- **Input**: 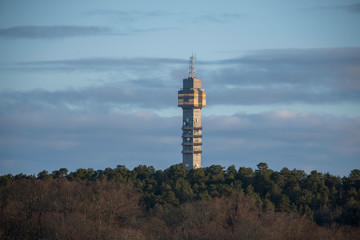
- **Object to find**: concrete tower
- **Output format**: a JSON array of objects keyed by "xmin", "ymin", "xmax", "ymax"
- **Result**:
[{"xmin": 178, "ymin": 55, "xmax": 206, "ymax": 169}]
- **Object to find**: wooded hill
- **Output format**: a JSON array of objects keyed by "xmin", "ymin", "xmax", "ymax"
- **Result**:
[{"xmin": 1, "ymin": 163, "xmax": 359, "ymax": 239}]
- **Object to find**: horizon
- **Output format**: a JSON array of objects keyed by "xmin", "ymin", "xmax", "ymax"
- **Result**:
[
  {"xmin": 0, "ymin": 0, "xmax": 359, "ymax": 176},
  {"xmin": 2, "ymin": 162, "xmax": 358, "ymax": 179}
]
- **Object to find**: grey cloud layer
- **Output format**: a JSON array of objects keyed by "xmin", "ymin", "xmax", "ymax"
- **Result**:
[
  {"xmin": 204, "ymin": 48, "xmax": 360, "ymax": 105},
  {"xmin": 296, "ymin": 3, "xmax": 360, "ymax": 13},
  {"xmin": 348, "ymin": 3, "xmax": 360, "ymax": 12},
  {"xmin": 1, "ymin": 108, "xmax": 358, "ymax": 175},
  {"xmin": 4, "ymin": 47, "xmax": 357, "ymax": 107},
  {"xmin": 0, "ymin": 25, "xmax": 178, "ymax": 39},
  {"xmin": 1, "ymin": 84, "xmax": 355, "ymax": 116},
  {"xmin": 0, "ymin": 25, "xmax": 116, "ymax": 39},
  {"xmin": 17, "ymin": 57, "xmax": 186, "ymax": 71},
  {"xmin": 204, "ymin": 111, "xmax": 360, "ymax": 167},
  {"xmin": 1, "ymin": 86, "xmax": 174, "ymax": 111},
  {"xmin": 0, "ymin": 109, "xmax": 180, "ymax": 174}
]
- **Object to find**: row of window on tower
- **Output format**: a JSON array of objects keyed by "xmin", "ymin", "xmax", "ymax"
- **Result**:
[
  {"xmin": 184, "ymin": 129, "xmax": 201, "ymax": 136},
  {"xmin": 183, "ymin": 137, "xmax": 201, "ymax": 143},
  {"xmin": 183, "ymin": 118, "xmax": 199, "ymax": 126},
  {"xmin": 183, "ymin": 146, "xmax": 201, "ymax": 151}
]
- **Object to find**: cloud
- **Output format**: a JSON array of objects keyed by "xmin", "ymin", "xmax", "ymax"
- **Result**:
[
  {"xmin": 203, "ymin": 111, "xmax": 360, "ymax": 175},
  {"xmin": 0, "ymin": 25, "xmax": 117, "ymax": 39},
  {"xmin": 0, "ymin": 106, "xmax": 358, "ymax": 176},
  {"xmin": 84, "ymin": 10, "xmax": 168, "ymax": 22},
  {"xmin": 0, "ymin": 25, "xmax": 180, "ymax": 39},
  {"xmin": 1, "ymin": 47, "xmax": 359, "ymax": 175},
  {"xmin": 195, "ymin": 13, "xmax": 243, "ymax": 24},
  {"xmin": 130, "ymin": 27, "xmax": 181, "ymax": 33},
  {"xmin": 347, "ymin": 3, "xmax": 360, "ymax": 13},
  {"xmin": 0, "ymin": 85, "xmax": 175, "ymax": 112},
  {"xmin": 84, "ymin": 10, "xmax": 136, "ymax": 22},
  {"xmin": 2, "ymin": 48, "xmax": 359, "ymax": 108},
  {"xmin": 14, "ymin": 57, "xmax": 186, "ymax": 71},
  {"xmin": 84, "ymin": 9, "xmax": 243, "ymax": 25},
  {"xmin": 182, "ymin": 12, "xmax": 244, "ymax": 25},
  {"xmin": 213, "ymin": 48, "xmax": 360, "ymax": 65},
  {"xmin": 203, "ymin": 48, "xmax": 360, "ymax": 105},
  {"xmin": 296, "ymin": 3, "xmax": 360, "ymax": 13},
  {"xmin": 207, "ymin": 86, "xmax": 359, "ymax": 106},
  {"xmin": 0, "ymin": 108, "xmax": 181, "ymax": 174}
]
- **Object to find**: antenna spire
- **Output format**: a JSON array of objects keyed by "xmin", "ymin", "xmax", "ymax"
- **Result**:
[{"xmin": 189, "ymin": 54, "xmax": 196, "ymax": 78}]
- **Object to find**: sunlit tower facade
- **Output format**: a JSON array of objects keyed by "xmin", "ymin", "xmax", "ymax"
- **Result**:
[{"xmin": 178, "ymin": 56, "xmax": 206, "ymax": 169}]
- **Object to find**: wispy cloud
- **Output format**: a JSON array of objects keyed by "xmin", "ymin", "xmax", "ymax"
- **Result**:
[
  {"xmin": 205, "ymin": 48, "xmax": 360, "ymax": 65},
  {"xmin": 184, "ymin": 12, "xmax": 243, "ymax": 24},
  {"xmin": 0, "ymin": 25, "xmax": 178, "ymax": 39},
  {"xmin": 84, "ymin": 9, "xmax": 169, "ymax": 22},
  {"xmin": 12, "ymin": 57, "xmax": 186, "ymax": 72},
  {"xmin": 347, "ymin": 3, "xmax": 360, "ymax": 13},
  {"xmin": 196, "ymin": 13, "xmax": 243, "ymax": 23},
  {"xmin": 84, "ymin": 9, "xmax": 243, "ymax": 24},
  {"xmin": 296, "ymin": 3, "xmax": 360, "ymax": 13},
  {"xmin": 130, "ymin": 27, "xmax": 181, "ymax": 33},
  {"xmin": 0, "ymin": 25, "xmax": 119, "ymax": 39}
]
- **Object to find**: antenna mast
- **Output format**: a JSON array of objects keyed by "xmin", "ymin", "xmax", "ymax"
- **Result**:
[{"xmin": 189, "ymin": 54, "xmax": 196, "ymax": 78}]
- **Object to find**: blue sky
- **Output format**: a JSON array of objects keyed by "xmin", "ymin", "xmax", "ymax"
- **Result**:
[{"xmin": 0, "ymin": 0, "xmax": 359, "ymax": 176}]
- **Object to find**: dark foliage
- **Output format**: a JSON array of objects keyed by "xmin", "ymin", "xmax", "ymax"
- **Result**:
[{"xmin": 1, "ymin": 163, "xmax": 359, "ymax": 239}]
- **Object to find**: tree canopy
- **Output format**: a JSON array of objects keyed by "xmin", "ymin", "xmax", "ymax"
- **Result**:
[{"xmin": 1, "ymin": 163, "xmax": 359, "ymax": 239}]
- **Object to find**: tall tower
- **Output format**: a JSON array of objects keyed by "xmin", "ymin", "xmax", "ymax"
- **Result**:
[{"xmin": 178, "ymin": 55, "xmax": 206, "ymax": 169}]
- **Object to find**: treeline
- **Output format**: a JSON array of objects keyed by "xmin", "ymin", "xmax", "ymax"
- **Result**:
[{"xmin": 1, "ymin": 163, "xmax": 359, "ymax": 239}]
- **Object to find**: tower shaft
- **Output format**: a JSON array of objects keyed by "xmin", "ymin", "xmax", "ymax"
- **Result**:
[{"xmin": 182, "ymin": 108, "xmax": 202, "ymax": 168}]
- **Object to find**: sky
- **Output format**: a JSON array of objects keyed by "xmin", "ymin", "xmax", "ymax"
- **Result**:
[{"xmin": 0, "ymin": 0, "xmax": 359, "ymax": 176}]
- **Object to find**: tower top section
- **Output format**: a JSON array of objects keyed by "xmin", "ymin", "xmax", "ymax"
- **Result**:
[
  {"xmin": 189, "ymin": 54, "xmax": 196, "ymax": 78},
  {"xmin": 179, "ymin": 55, "xmax": 206, "ymax": 109}
]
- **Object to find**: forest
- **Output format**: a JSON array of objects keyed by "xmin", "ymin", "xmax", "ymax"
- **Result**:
[{"xmin": 1, "ymin": 163, "xmax": 359, "ymax": 240}]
